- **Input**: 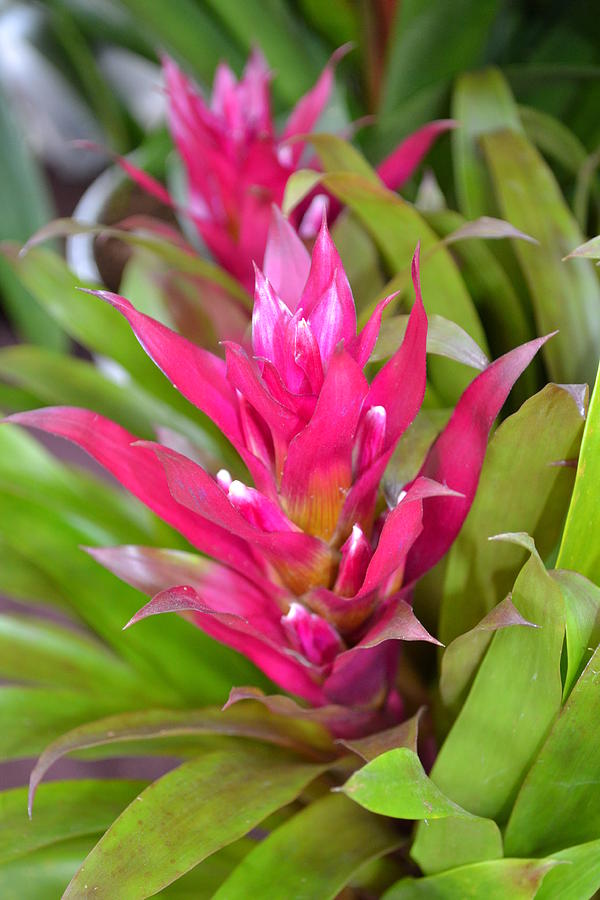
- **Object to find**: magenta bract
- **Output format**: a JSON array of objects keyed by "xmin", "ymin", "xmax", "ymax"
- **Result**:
[
  {"xmin": 7, "ymin": 215, "xmax": 548, "ymax": 730},
  {"xmin": 118, "ymin": 48, "xmax": 454, "ymax": 293}
]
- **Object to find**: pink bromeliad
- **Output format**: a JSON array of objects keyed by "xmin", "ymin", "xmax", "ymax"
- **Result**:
[
  {"xmin": 121, "ymin": 48, "xmax": 454, "ymax": 293},
  {"xmin": 7, "ymin": 213, "xmax": 548, "ymax": 734}
]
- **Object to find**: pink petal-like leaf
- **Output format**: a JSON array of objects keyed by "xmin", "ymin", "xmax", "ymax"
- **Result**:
[
  {"xmin": 129, "ymin": 586, "xmax": 326, "ymax": 704},
  {"xmin": 89, "ymin": 290, "xmax": 244, "ymax": 451},
  {"xmin": 263, "ymin": 206, "xmax": 311, "ymax": 310},
  {"xmin": 87, "ymin": 544, "xmax": 285, "ymax": 639},
  {"xmin": 360, "ymin": 478, "xmax": 461, "ymax": 597},
  {"xmin": 142, "ymin": 441, "xmax": 334, "ymax": 593},
  {"xmin": 4, "ymin": 408, "xmax": 262, "ymax": 582},
  {"xmin": 282, "ymin": 45, "xmax": 351, "ymax": 164},
  {"xmin": 377, "ymin": 120, "xmax": 457, "ymax": 191},
  {"xmin": 405, "ymin": 333, "xmax": 554, "ymax": 582}
]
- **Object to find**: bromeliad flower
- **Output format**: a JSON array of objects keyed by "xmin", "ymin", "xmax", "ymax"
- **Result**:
[
  {"xmin": 119, "ymin": 48, "xmax": 454, "ymax": 292},
  {"xmin": 7, "ymin": 213, "xmax": 548, "ymax": 733}
]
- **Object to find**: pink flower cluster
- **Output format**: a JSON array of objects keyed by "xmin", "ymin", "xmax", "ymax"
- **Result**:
[{"xmin": 9, "ymin": 209, "xmax": 546, "ymax": 732}]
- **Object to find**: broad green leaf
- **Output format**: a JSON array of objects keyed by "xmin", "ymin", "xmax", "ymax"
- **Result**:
[
  {"xmin": 482, "ymin": 128, "xmax": 600, "ymax": 385},
  {"xmin": 372, "ymin": 313, "xmax": 489, "ymax": 370},
  {"xmin": 558, "ymin": 364, "xmax": 600, "ymax": 583},
  {"xmin": 0, "ymin": 836, "xmax": 98, "ymax": 900},
  {"xmin": 412, "ymin": 815, "xmax": 503, "ymax": 876},
  {"xmin": 519, "ymin": 105, "xmax": 589, "ymax": 175},
  {"xmin": 439, "ymin": 596, "xmax": 536, "ymax": 708},
  {"xmin": 113, "ymin": 0, "xmax": 242, "ymax": 84},
  {"xmin": 213, "ymin": 793, "xmax": 400, "ymax": 900},
  {"xmin": 0, "ymin": 423, "xmax": 167, "ymax": 545},
  {"xmin": 383, "ymin": 408, "xmax": 451, "ymax": 501},
  {"xmin": 0, "ymin": 614, "xmax": 145, "ymax": 699},
  {"xmin": 438, "ymin": 384, "xmax": 585, "ymax": 644},
  {"xmin": 534, "ymin": 839, "xmax": 600, "ymax": 900},
  {"xmin": 552, "ymin": 570, "xmax": 600, "ymax": 697},
  {"xmin": 23, "ymin": 218, "xmax": 251, "ymax": 307},
  {"xmin": 423, "ymin": 207, "xmax": 536, "ymax": 402},
  {"xmin": 29, "ymin": 706, "xmax": 334, "ymax": 808},
  {"xmin": 321, "ymin": 171, "xmax": 487, "ymax": 403},
  {"xmin": 0, "ymin": 688, "xmax": 129, "ymax": 761},
  {"xmin": 452, "ymin": 67, "xmax": 523, "ymax": 221},
  {"xmin": 0, "ymin": 780, "xmax": 144, "ymax": 865},
  {"xmin": 0, "ymin": 539, "xmax": 65, "ymax": 608},
  {"xmin": 1, "ymin": 245, "xmax": 234, "ymax": 464},
  {"xmin": 343, "ymin": 747, "xmax": 488, "ymax": 824},
  {"xmin": 505, "ymin": 642, "xmax": 600, "ymax": 856},
  {"xmin": 425, "ymin": 540, "xmax": 564, "ymax": 822},
  {"xmin": 203, "ymin": 0, "xmax": 326, "ymax": 104},
  {"xmin": 373, "ymin": 0, "xmax": 498, "ymax": 154},
  {"xmin": 0, "ymin": 490, "xmax": 258, "ymax": 705},
  {"xmin": 63, "ymin": 744, "xmax": 326, "ymax": 899},
  {"xmin": 154, "ymin": 839, "xmax": 254, "ymax": 898},
  {"xmin": 383, "ymin": 859, "xmax": 556, "ymax": 900},
  {"xmin": 310, "ymin": 133, "xmax": 379, "ymax": 182},
  {"xmin": 283, "ymin": 169, "xmax": 325, "ymax": 216},
  {"xmin": 0, "ymin": 83, "xmax": 64, "ymax": 347},
  {"xmin": 0, "ymin": 344, "xmax": 223, "ymax": 457}
]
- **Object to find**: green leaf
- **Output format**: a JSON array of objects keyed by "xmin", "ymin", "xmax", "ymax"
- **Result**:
[
  {"xmin": 63, "ymin": 744, "xmax": 326, "ymax": 899},
  {"xmin": 438, "ymin": 384, "xmax": 585, "ymax": 645},
  {"xmin": 29, "ymin": 706, "xmax": 334, "ymax": 809},
  {"xmin": 0, "ymin": 538, "xmax": 65, "ymax": 608},
  {"xmin": 412, "ymin": 816, "xmax": 503, "ymax": 877},
  {"xmin": 0, "ymin": 487, "xmax": 257, "ymax": 706},
  {"xmin": 482, "ymin": 128, "xmax": 600, "ymax": 385},
  {"xmin": 0, "ymin": 688, "xmax": 128, "ymax": 761},
  {"xmin": 202, "ymin": 0, "xmax": 326, "ymax": 105},
  {"xmin": 373, "ymin": 0, "xmax": 498, "ymax": 153},
  {"xmin": 213, "ymin": 793, "xmax": 400, "ymax": 900},
  {"xmin": 504, "ymin": 642, "xmax": 600, "ymax": 855},
  {"xmin": 0, "ymin": 344, "xmax": 223, "ymax": 457},
  {"xmin": 372, "ymin": 313, "xmax": 489, "ymax": 370},
  {"xmin": 534, "ymin": 839, "xmax": 600, "ymax": 900},
  {"xmin": 519, "ymin": 105, "xmax": 589, "ymax": 176},
  {"xmin": 1, "ymin": 245, "xmax": 235, "ymax": 463},
  {"xmin": 0, "ymin": 836, "xmax": 98, "ymax": 900},
  {"xmin": 23, "ymin": 218, "xmax": 252, "ymax": 307},
  {"xmin": 452, "ymin": 68, "xmax": 523, "ymax": 221},
  {"xmin": 423, "ymin": 207, "xmax": 536, "ymax": 400},
  {"xmin": 0, "ymin": 83, "xmax": 64, "ymax": 347},
  {"xmin": 552, "ymin": 570, "xmax": 600, "ymax": 697},
  {"xmin": 343, "ymin": 747, "xmax": 485, "ymax": 822},
  {"xmin": 383, "ymin": 859, "xmax": 556, "ymax": 900},
  {"xmin": 423, "ymin": 539, "xmax": 564, "ymax": 822},
  {"xmin": 154, "ymin": 839, "xmax": 254, "ymax": 898},
  {"xmin": 0, "ymin": 780, "xmax": 145, "ymax": 865},
  {"xmin": 0, "ymin": 614, "xmax": 145, "ymax": 698},
  {"xmin": 320, "ymin": 171, "xmax": 487, "ymax": 404},
  {"xmin": 557, "ymin": 364, "xmax": 600, "ymax": 584},
  {"xmin": 113, "ymin": 0, "xmax": 242, "ymax": 84},
  {"xmin": 439, "ymin": 596, "xmax": 536, "ymax": 708}
]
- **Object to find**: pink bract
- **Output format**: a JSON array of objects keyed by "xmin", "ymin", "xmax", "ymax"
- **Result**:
[
  {"xmin": 7, "ymin": 213, "xmax": 549, "ymax": 734},
  {"xmin": 119, "ymin": 48, "xmax": 455, "ymax": 293}
]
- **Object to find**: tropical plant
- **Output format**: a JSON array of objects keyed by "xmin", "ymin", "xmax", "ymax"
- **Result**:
[{"xmin": 1, "ymin": 8, "xmax": 600, "ymax": 897}]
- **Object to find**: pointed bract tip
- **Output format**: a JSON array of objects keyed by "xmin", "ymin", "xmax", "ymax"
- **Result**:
[{"xmin": 331, "ymin": 42, "xmax": 355, "ymax": 66}]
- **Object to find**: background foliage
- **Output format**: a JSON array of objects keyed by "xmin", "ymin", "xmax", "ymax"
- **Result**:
[{"xmin": 0, "ymin": 0, "xmax": 599, "ymax": 897}]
